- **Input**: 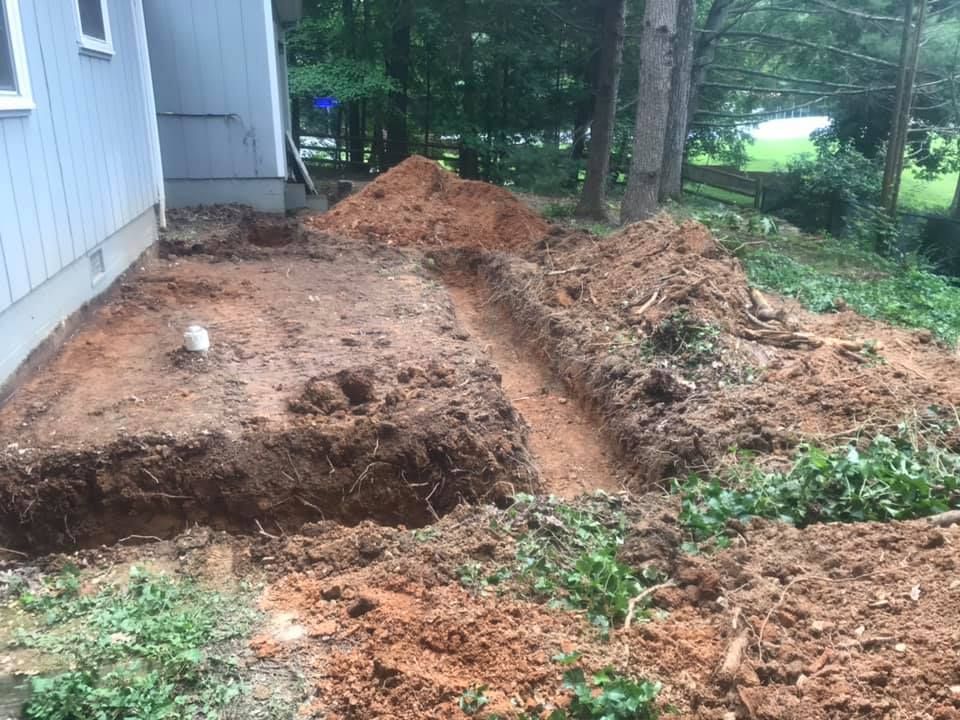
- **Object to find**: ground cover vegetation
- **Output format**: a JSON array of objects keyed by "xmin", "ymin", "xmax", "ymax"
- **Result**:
[{"xmin": 11, "ymin": 568, "xmax": 255, "ymax": 720}]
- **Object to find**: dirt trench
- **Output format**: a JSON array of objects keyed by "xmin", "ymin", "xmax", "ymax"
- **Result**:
[{"xmin": 445, "ymin": 279, "xmax": 623, "ymax": 498}]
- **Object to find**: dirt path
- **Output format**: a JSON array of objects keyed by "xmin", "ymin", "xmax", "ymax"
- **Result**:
[{"xmin": 446, "ymin": 282, "xmax": 623, "ymax": 498}]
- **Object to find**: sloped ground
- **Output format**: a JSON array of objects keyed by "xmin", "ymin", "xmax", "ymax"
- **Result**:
[{"xmin": 3, "ymin": 158, "xmax": 960, "ymax": 719}]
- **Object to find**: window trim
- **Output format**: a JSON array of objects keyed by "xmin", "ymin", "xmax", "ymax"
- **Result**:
[
  {"xmin": 0, "ymin": 0, "xmax": 34, "ymax": 114},
  {"xmin": 73, "ymin": 0, "xmax": 114, "ymax": 58}
]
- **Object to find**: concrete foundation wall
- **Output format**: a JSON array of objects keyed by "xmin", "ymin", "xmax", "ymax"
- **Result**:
[
  {"xmin": 0, "ymin": 208, "xmax": 158, "ymax": 390},
  {"xmin": 165, "ymin": 178, "xmax": 287, "ymax": 213}
]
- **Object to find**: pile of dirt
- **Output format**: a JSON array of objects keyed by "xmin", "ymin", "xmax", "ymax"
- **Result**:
[
  {"xmin": 475, "ymin": 214, "xmax": 960, "ymax": 483},
  {"xmin": 309, "ymin": 156, "xmax": 548, "ymax": 250}
]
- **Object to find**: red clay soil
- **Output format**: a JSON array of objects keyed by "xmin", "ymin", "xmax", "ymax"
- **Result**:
[
  {"xmin": 477, "ymin": 214, "xmax": 960, "ymax": 483},
  {"xmin": 0, "ymin": 211, "xmax": 535, "ymax": 551},
  {"xmin": 446, "ymin": 280, "xmax": 624, "ymax": 498},
  {"xmin": 240, "ymin": 496, "xmax": 960, "ymax": 720},
  {"xmin": 308, "ymin": 156, "xmax": 548, "ymax": 250}
]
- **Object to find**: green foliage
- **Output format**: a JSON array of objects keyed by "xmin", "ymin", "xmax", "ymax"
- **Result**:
[
  {"xmin": 16, "ymin": 567, "xmax": 254, "ymax": 720},
  {"xmin": 744, "ymin": 244, "xmax": 960, "ymax": 344},
  {"xmin": 460, "ymin": 685, "xmax": 490, "ymax": 715},
  {"xmin": 500, "ymin": 145, "xmax": 584, "ymax": 196},
  {"xmin": 543, "ymin": 202, "xmax": 577, "ymax": 220},
  {"xmin": 289, "ymin": 60, "xmax": 397, "ymax": 102},
  {"xmin": 678, "ymin": 431, "xmax": 960, "ymax": 548},
  {"xmin": 505, "ymin": 496, "xmax": 661, "ymax": 633},
  {"xmin": 481, "ymin": 662, "xmax": 662, "ymax": 720},
  {"xmin": 647, "ymin": 311, "xmax": 720, "ymax": 368},
  {"xmin": 560, "ymin": 667, "xmax": 662, "ymax": 720},
  {"xmin": 779, "ymin": 141, "xmax": 894, "ymax": 244}
]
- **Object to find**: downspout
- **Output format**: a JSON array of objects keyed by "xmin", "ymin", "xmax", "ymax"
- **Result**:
[{"xmin": 132, "ymin": 0, "xmax": 166, "ymax": 228}]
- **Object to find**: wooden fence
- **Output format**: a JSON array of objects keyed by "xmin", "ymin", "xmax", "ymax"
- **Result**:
[{"xmin": 681, "ymin": 164, "xmax": 765, "ymax": 208}]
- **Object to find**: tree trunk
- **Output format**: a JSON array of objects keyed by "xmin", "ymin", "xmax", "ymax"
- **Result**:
[
  {"xmin": 458, "ymin": 0, "xmax": 479, "ymax": 179},
  {"xmin": 660, "ymin": 0, "xmax": 696, "ymax": 201},
  {"xmin": 575, "ymin": 0, "xmax": 627, "ymax": 220},
  {"xmin": 880, "ymin": 0, "xmax": 928, "ymax": 217},
  {"xmin": 621, "ymin": 0, "xmax": 678, "ymax": 224},
  {"xmin": 687, "ymin": 0, "xmax": 735, "ymax": 130},
  {"xmin": 384, "ymin": 0, "xmax": 413, "ymax": 169},
  {"xmin": 953, "ymin": 173, "xmax": 960, "ymax": 220},
  {"xmin": 342, "ymin": 0, "xmax": 364, "ymax": 168}
]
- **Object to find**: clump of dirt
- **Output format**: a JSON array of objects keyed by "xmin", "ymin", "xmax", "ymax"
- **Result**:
[
  {"xmin": 477, "ymin": 214, "xmax": 960, "ymax": 484},
  {"xmin": 309, "ymin": 155, "xmax": 549, "ymax": 250}
]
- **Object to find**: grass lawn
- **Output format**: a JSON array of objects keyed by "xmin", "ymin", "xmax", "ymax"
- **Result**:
[{"xmin": 695, "ymin": 136, "xmax": 957, "ymax": 213}]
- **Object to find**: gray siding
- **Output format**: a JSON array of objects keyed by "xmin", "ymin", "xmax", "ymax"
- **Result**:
[
  {"xmin": 0, "ymin": 0, "xmax": 161, "ymax": 317},
  {"xmin": 144, "ymin": 0, "xmax": 286, "ymax": 182}
]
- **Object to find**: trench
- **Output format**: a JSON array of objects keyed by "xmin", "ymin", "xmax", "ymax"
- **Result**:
[
  {"xmin": 445, "ymin": 279, "xmax": 624, "ymax": 498},
  {"xmin": 0, "ymin": 255, "xmax": 626, "ymax": 557}
]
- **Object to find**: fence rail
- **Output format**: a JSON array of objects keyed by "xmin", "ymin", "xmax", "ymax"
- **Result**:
[{"xmin": 681, "ymin": 164, "xmax": 764, "ymax": 208}]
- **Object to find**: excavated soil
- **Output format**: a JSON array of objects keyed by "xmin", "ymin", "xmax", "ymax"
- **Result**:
[
  {"xmin": 477, "ymin": 215, "xmax": 960, "ymax": 484},
  {"xmin": 4, "ymin": 158, "xmax": 960, "ymax": 719},
  {"xmin": 308, "ymin": 155, "xmax": 548, "ymax": 250},
  {"xmin": 0, "ymin": 209, "xmax": 534, "ymax": 551}
]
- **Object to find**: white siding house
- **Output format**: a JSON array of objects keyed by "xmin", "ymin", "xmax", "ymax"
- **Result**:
[
  {"xmin": 0, "ymin": 0, "xmax": 301, "ymax": 390},
  {"xmin": 143, "ymin": 0, "xmax": 302, "ymax": 212},
  {"xmin": 0, "ymin": 0, "xmax": 163, "ymax": 389}
]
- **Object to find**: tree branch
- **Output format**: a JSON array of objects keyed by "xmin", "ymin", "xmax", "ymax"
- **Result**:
[
  {"xmin": 701, "ymin": 81, "xmax": 890, "ymax": 96},
  {"xmin": 804, "ymin": 0, "xmax": 901, "ymax": 22},
  {"xmin": 704, "ymin": 30, "xmax": 901, "ymax": 69},
  {"xmin": 708, "ymin": 65, "xmax": 870, "ymax": 89}
]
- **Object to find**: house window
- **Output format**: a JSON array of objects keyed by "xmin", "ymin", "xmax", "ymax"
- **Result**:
[
  {"xmin": 0, "ymin": 0, "xmax": 33, "ymax": 114},
  {"xmin": 74, "ymin": 0, "xmax": 113, "ymax": 56}
]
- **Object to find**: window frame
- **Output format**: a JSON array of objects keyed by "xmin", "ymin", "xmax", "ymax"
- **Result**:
[
  {"xmin": 0, "ymin": 0, "xmax": 34, "ymax": 115},
  {"xmin": 73, "ymin": 0, "xmax": 114, "ymax": 58}
]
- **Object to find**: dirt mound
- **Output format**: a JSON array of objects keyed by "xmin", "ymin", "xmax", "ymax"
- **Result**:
[
  {"xmin": 476, "ymin": 214, "xmax": 960, "ymax": 483},
  {"xmin": 309, "ymin": 155, "xmax": 548, "ymax": 250}
]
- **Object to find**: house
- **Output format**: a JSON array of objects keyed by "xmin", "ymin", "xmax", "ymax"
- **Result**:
[
  {"xmin": 143, "ymin": 0, "xmax": 305, "ymax": 212},
  {"xmin": 0, "ymin": 0, "xmax": 301, "ymax": 391}
]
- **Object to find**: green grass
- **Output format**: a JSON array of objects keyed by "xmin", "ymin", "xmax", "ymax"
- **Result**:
[
  {"xmin": 14, "ymin": 566, "xmax": 256, "ymax": 720},
  {"xmin": 694, "ymin": 136, "xmax": 957, "ymax": 213}
]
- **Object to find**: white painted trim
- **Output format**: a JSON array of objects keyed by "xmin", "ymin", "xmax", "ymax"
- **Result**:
[
  {"xmin": 131, "ymin": 0, "xmax": 165, "ymax": 226},
  {"xmin": 0, "ymin": 0, "xmax": 34, "ymax": 115},
  {"xmin": 263, "ymin": 0, "xmax": 286, "ymax": 179},
  {"xmin": 72, "ymin": 0, "xmax": 114, "ymax": 58}
]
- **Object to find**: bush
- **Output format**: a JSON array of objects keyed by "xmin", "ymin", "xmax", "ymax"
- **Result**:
[
  {"xmin": 779, "ymin": 141, "xmax": 893, "ymax": 244},
  {"xmin": 501, "ymin": 144, "xmax": 584, "ymax": 196}
]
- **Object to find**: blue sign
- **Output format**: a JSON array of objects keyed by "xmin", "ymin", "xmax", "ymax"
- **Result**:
[{"xmin": 313, "ymin": 96, "xmax": 340, "ymax": 110}]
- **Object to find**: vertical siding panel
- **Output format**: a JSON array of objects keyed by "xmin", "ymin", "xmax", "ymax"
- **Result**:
[
  {"xmin": 20, "ymin": 118, "xmax": 61, "ymax": 277},
  {"xmin": 171, "ymin": 4, "xmax": 209, "ymax": 179},
  {"xmin": 84, "ymin": 59, "xmax": 119, "ymax": 238},
  {"xmin": 19, "ymin": 1, "xmax": 68, "ymax": 274},
  {"xmin": 145, "ymin": 2, "xmax": 188, "ymax": 179},
  {"xmin": 3, "ymin": 119, "xmax": 47, "ymax": 286},
  {"xmin": 29, "ymin": 0, "xmax": 79, "ymax": 265},
  {"xmin": 215, "ymin": 0, "xmax": 255, "ymax": 177},
  {"xmin": 192, "ymin": 2, "xmax": 231, "ymax": 178},
  {"xmin": 238, "ymin": 0, "xmax": 266, "ymax": 176},
  {"xmin": 116, "ymin": 2, "xmax": 150, "ymax": 213},
  {"xmin": 0, "ymin": 232, "xmax": 12, "ymax": 311},
  {"xmin": 46, "ymin": 0, "xmax": 94, "ymax": 257},
  {"xmin": 0, "ymin": 124, "xmax": 34, "ymax": 300}
]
